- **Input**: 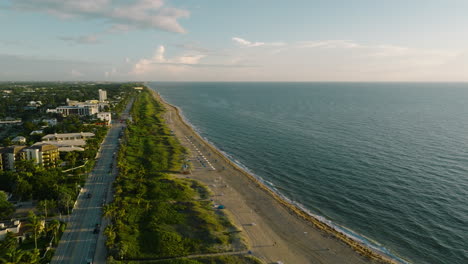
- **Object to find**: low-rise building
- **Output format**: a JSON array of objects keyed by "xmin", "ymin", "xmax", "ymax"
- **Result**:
[
  {"xmin": 34, "ymin": 140, "xmax": 86, "ymax": 152},
  {"xmin": 0, "ymin": 146, "xmax": 26, "ymax": 170},
  {"xmin": 42, "ymin": 132, "xmax": 95, "ymax": 141},
  {"xmin": 30, "ymin": 130, "xmax": 44, "ymax": 135},
  {"xmin": 0, "ymin": 220, "xmax": 21, "ymax": 241},
  {"xmin": 0, "ymin": 119, "xmax": 22, "ymax": 126},
  {"xmin": 37, "ymin": 132, "xmax": 94, "ymax": 152},
  {"xmin": 23, "ymin": 144, "xmax": 59, "ymax": 168},
  {"xmin": 11, "ymin": 136, "xmax": 26, "ymax": 145},
  {"xmin": 42, "ymin": 118, "xmax": 57, "ymax": 126},
  {"xmin": 97, "ymin": 112, "xmax": 112, "ymax": 125},
  {"xmin": 56, "ymin": 104, "xmax": 99, "ymax": 116},
  {"xmin": 28, "ymin": 101, "xmax": 42, "ymax": 107},
  {"xmin": 0, "ymin": 144, "xmax": 59, "ymax": 170}
]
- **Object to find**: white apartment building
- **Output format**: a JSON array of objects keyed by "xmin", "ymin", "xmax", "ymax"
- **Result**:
[
  {"xmin": 97, "ymin": 112, "xmax": 112, "ymax": 125},
  {"xmin": 99, "ymin": 89, "xmax": 107, "ymax": 102},
  {"xmin": 56, "ymin": 105, "xmax": 99, "ymax": 116}
]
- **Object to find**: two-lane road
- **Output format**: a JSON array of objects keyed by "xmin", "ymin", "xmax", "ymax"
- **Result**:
[{"xmin": 51, "ymin": 99, "xmax": 133, "ymax": 264}]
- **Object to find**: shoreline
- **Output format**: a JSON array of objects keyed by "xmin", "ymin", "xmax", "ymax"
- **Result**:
[{"xmin": 149, "ymin": 88, "xmax": 405, "ymax": 264}]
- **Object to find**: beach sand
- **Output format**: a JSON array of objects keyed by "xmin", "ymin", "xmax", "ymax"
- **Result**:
[{"xmin": 150, "ymin": 89, "xmax": 393, "ymax": 264}]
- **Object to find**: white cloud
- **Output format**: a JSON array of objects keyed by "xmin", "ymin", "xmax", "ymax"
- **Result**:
[
  {"xmin": 232, "ymin": 37, "xmax": 285, "ymax": 48},
  {"xmin": 294, "ymin": 40, "xmax": 457, "ymax": 67},
  {"xmin": 225, "ymin": 38, "xmax": 463, "ymax": 81},
  {"xmin": 232, "ymin": 37, "xmax": 265, "ymax": 47},
  {"xmin": 154, "ymin": 45, "xmax": 166, "ymax": 63},
  {"xmin": 132, "ymin": 45, "xmax": 206, "ymax": 75},
  {"xmin": 9, "ymin": 0, "xmax": 189, "ymax": 33},
  {"xmin": 297, "ymin": 40, "xmax": 361, "ymax": 49}
]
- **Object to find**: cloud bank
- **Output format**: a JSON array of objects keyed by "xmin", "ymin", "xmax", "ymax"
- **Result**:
[{"xmin": 9, "ymin": 0, "xmax": 189, "ymax": 33}]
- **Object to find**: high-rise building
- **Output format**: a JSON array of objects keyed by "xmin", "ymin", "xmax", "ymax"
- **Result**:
[{"xmin": 98, "ymin": 89, "xmax": 107, "ymax": 102}]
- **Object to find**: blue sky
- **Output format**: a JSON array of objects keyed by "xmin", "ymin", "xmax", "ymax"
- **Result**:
[{"xmin": 1, "ymin": 0, "xmax": 467, "ymax": 81}]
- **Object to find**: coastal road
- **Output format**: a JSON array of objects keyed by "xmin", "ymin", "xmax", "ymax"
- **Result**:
[{"xmin": 51, "ymin": 99, "xmax": 133, "ymax": 264}]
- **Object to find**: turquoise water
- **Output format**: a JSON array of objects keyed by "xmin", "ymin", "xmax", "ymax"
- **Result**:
[{"xmin": 150, "ymin": 82, "xmax": 468, "ymax": 264}]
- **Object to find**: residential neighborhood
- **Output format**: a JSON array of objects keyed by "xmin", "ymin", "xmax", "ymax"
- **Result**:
[{"xmin": 0, "ymin": 82, "xmax": 138, "ymax": 263}]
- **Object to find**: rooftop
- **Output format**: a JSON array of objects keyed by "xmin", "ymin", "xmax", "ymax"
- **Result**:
[
  {"xmin": 42, "ymin": 132, "xmax": 95, "ymax": 140},
  {"xmin": 34, "ymin": 139, "xmax": 87, "ymax": 147},
  {"xmin": 0, "ymin": 146, "xmax": 26, "ymax": 154},
  {"xmin": 26, "ymin": 144, "xmax": 59, "ymax": 152},
  {"xmin": 56, "ymin": 146, "xmax": 85, "ymax": 152}
]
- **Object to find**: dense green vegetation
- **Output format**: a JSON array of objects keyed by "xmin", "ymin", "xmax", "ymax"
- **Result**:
[
  {"xmin": 106, "ymin": 89, "xmax": 249, "ymax": 262},
  {"xmin": 0, "ymin": 118, "xmax": 109, "ymax": 216},
  {"xmin": 0, "ymin": 191, "xmax": 14, "ymax": 219}
]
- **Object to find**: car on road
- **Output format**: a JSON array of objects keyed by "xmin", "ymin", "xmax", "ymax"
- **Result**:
[{"xmin": 93, "ymin": 223, "xmax": 100, "ymax": 234}]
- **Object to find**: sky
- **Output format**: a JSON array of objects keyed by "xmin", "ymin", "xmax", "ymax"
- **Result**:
[{"xmin": 0, "ymin": 0, "xmax": 468, "ymax": 82}]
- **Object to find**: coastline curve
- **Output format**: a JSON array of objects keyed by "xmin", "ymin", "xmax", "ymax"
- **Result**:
[{"xmin": 149, "ymin": 87, "xmax": 409, "ymax": 264}]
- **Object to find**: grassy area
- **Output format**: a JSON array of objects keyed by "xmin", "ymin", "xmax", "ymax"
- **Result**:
[{"xmin": 106, "ymin": 89, "xmax": 249, "ymax": 261}]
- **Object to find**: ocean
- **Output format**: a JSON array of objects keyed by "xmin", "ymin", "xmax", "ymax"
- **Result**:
[{"xmin": 149, "ymin": 82, "xmax": 468, "ymax": 264}]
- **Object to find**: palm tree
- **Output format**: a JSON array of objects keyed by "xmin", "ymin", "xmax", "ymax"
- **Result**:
[
  {"xmin": 2, "ymin": 248, "xmax": 26, "ymax": 264},
  {"xmin": 37, "ymin": 200, "xmax": 48, "ymax": 218},
  {"xmin": 104, "ymin": 225, "xmax": 116, "ymax": 248},
  {"xmin": 47, "ymin": 219, "xmax": 61, "ymax": 245},
  {"xmin": 26, "ymin": 211, "xmax": 44, "ymax": 250},
  {"xmin": 103, "ymin": 204, "xmax": 116, "ymax": 220},
  {"xmin": 21, "ymin": 249, "xmax": 40, "ymax": 264}
]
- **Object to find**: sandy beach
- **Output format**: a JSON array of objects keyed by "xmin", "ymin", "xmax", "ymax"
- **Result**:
[{"xmin": 150, "ymin": 89, "xmax": 393, "ymax": 264}]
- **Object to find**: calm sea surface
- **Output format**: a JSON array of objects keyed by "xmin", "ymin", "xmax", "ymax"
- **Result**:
[{"xmin": 150, "ymin": 82, "xmax": 468, "ymax": 264}]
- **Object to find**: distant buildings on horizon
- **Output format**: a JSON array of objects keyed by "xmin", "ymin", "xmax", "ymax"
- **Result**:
[
  {"xmin": 46, "ymin": 89, "xmax": 109, "ymax": 118},
  {"xmin": 0, "ymin": 89, "xmax": 112, "ymax": 171}
]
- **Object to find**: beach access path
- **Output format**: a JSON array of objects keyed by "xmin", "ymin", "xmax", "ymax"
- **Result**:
[{"xmin": 153, "ymin": 90, "xmax": 377, "ymax": 264}]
